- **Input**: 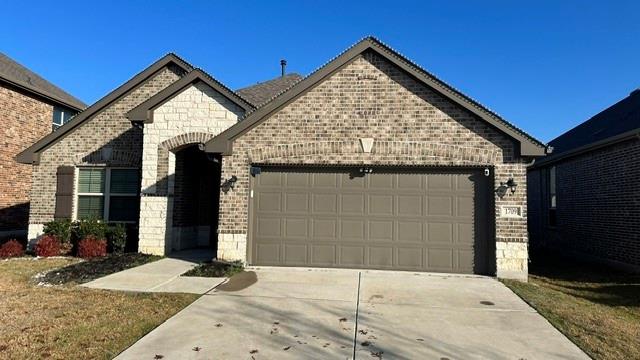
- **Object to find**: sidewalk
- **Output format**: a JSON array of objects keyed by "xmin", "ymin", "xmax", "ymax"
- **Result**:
[{"xmin": 82, "ymin": 249, "xmax": 226, "ymax": 294}]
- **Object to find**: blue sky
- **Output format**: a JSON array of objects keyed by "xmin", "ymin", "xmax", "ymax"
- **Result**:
[{"xmin": 2, "ymin": 1, "xmax": 638, "ymax": 142}]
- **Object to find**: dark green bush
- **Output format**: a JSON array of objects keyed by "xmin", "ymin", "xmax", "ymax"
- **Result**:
[
  {"xmin": 43, "ymin": 219, "xmax": 73, "ymax": 244},
  {"xmin": 75, "ymin": 217, "xmax": 107, "ymax": 241},
  {"xmin": 107, "ymin": 224, "xmax": 127, "ymax": 254}
]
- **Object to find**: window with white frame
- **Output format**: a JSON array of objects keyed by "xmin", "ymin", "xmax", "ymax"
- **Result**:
[{"xmin": 77, "ymin": 168, "xmax": 140, "ymax": 222}]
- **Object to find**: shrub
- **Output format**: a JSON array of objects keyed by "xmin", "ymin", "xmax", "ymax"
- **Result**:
[
  {"xmin": 35, "ymin": 235, "xmax": 61, "ymax": 257},
  {"xmin": 75, "ymin": 218, "xmax": 107, "ymax": 241},
  {"xmin": 77, "ymin": 236, "xmax": 107, "ymax": 259},
  {"xmin": 0, "ymin": 239, "xmax": 24, "ymax": 258},
  {"xmin": 107, "ymin": 224, "xmax": 127, "ymax": 254},
  {"xmin": 44, "ymin": 219, "xmax": 74, "ymax": 255}
]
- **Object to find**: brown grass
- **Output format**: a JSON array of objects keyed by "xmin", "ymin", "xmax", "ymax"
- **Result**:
[
  {"xmin": 0, "ymin": 258, "xmax": 198, "ymax": 359},
  {"xmin": 503, "ymin": 253, "xmax": 640, "ymax": 360}
]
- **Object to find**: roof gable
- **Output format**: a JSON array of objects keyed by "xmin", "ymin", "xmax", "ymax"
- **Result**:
[
  {"xmin": 16, "ymin": 53, "xmax": 193, "ymax": 164},
  {"xmin": 206, "ymin": 37, "xmax": 546, "ymax": 156},
  {"xmin": 0, "ymin": 52, "xmax": 86, "ymax": 110},
  {"xmin": 127, "ymin": 69, "xmax": 255, "ymax": 123}
]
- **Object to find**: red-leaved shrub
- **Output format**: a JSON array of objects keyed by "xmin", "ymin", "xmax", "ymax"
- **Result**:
[
  {"xmin": 35, "ymin": 235, "xmax": 61, "ymax": 257},
  {"xmin": 77, "ymin": 236, "xmax": 107, "ymax": 259},
  {"xmin": 0, "ymin": 239, "xmax": 24, "ymax": 258}
]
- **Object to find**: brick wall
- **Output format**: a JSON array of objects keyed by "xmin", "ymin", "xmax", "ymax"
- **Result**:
[
  {"xmin": 27, "ymin": 65, "xmax": 184, "ymax": 241},
  {"xmin": 218, "ymin": 51, "xmax": 530, "ymax": 278},
  {"xmin": 0, "ymin": 84, "xmax": 52, "ymax": 235},
  {"xmin": 528, "ymin": 138, "xmax": 640, "ymax": 268}
]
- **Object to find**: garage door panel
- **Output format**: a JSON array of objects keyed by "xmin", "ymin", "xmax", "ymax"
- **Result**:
[
  {"xmin": 369, "ymin": 220, "xmax": 394, "ymax": 242},
  {"xmin": 257, "ymin": 218, "xmax": 281, "ymax": 237},
  {"xmin": 428, "ymin": 222, "xmax": 453, "ymax": 243},
  {"xmin": 311, "ymin": 219, "xmax": 337, "ymax": 239},
  {"xmin": 369, "ymin": 246, "xmax": 393, "ymax": 267},
  {"xmin": 284, "ymin": 218, "xmax": 308, "ymax": 238},
  {"xmin": 283, "ymin": 244, "xmax": 307, "ymax": 264},
  {"xmin": 313, "ymin": 194, "xmax": 338, "ymax": 213},
  {"xmin": 457, "ymin": 223, "xmax": 474, "ymax": 244},
  {"xmin": 456, "ymin": 196, "xmax": 473, "ymax": 217},
  {"xmin": 258, "ymin": 172, "xmax": 282, "ymax": 186},
  {"xmin": 285, "ymin": 172, "xmax": 309, "ymax": 187},
  {"xmin": 258, "ymin": 192, "xmax": 282, "ymax": 212},
  {"xmin": 340, "ymin": 246, "xmax": 365, "ymax": 266},
  {"xmin": 310, "ymin": 244, "xmax": 336, "ymax": 265},
  {"xmin": 284, "ymin": 193, "xmax": 308, "ymax": 213},
  {"xmin": 397, "ymin": 247, "xmax": 424, "ymax": 268},
  {"xmin": 369, "ymin": 174, "xmax": 394, "ymax": 189},
  {"xmin": 397, "ymin": 221, "xmax": 423, "ymax": 243},
  {"xmin": 252, "ymin": 168, "xmax": 487, "ymax": 274},
  {"xmin": 457, "ymin": 249, "xmax": 475, "ymax": 271},
  {"xmin": 397, "ymin": 174, "xmax": 423, "ymax": 190},
  {"xmin": 398, "ymin": 195, "xmax": 422, "ymax": 216},
  {"xmin": 369, "ymin": 195, "xmax": 394, "ymax": 215},
  {"xmin": 428, "ymin": 174, "xmax": 453, "ymax": 190},
  {"xmin": 341, "ymin": 194, "xmax": 365, "ymax": 214},
  {"xmin": 456, "ymin": 174, "xmax": 474, "ymax": 191},
  {"xmin": 256, "ymin": 243, "xmax": 280, "ymax": 264},
  {"xmin": 340, "ymin": 220, "xmax": 365, "ymax": 241},
  {"xmin": 427, "ymin": 196, "xmax": 452, "ymax": 216},
  {"xmin": 427, "ymin": 248, "xmax": 454, "ymax": 270}
]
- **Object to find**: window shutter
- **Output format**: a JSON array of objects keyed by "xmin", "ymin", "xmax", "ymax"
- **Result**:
[{"xmin": 54, "ymin": 166, "xmax": 75, "ymax": 219}]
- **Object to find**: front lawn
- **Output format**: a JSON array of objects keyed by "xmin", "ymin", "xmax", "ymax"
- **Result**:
[
  {"xmin": 502, "ymin": 252, "xmax": 640, "ymax": 360},
  {"xmin": 0, "ymin": 258, "xmax": 198, "ymax": 359}
]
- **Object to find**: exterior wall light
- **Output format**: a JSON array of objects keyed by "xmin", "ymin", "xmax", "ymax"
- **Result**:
[
  {"xmin": 221, "ymin": 175, "xmax": 238, "ymax": 193},
  {"xmin": 502, "ymin": 178, "xmax": 518, "ymax": 194}
]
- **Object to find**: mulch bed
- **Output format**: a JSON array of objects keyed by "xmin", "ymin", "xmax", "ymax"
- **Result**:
[
  {"xmin": 39, "ymin": 253, "xmax": 162, "ymax": 285},
  {"xmin": 182, "ymin": 260, "xmax": 244, "ymax": 278}
]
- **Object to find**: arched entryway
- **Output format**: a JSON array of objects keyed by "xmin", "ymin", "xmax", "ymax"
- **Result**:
[{"xmin": 170, "ymin": 145, "xmax": 222, "ymax": 253}]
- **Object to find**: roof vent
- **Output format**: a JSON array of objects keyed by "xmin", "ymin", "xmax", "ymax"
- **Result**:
[
  {"xmin": 280, "ymin": 59, "xmax": 287, "ymax": 77},
  {"xmin": 631, "ymin": 88, "xmax": 640, "ymax": 96}
]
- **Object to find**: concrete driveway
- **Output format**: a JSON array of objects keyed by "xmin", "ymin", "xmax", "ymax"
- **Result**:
[{"xmin": 116, "ymin": 268, "xmax": 588, "ymax": 359}]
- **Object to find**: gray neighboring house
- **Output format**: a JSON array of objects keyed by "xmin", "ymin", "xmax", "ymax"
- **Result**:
[
  {"xmin": 17, "ymin": 37, "xmax": 546, "ymax": 280},
  {"xmin": 528, "ymin": 89, "xmax": 640, "ymax": 271}
]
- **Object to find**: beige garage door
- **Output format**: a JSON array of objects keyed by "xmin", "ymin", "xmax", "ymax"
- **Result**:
[{"xmin": 250, "ymin": 167, "xmax": 490, "ymax": 274}]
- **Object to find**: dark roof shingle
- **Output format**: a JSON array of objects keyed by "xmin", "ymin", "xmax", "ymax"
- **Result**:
[
  {"xmin": 548, "ymin": 89, "xmax": 640, "ymax": 156},
  {"xmin": 236, "ymin": 73, "xmax": 303, "ymax": 106},
  {"xmin": 0, "ymin": 52, "xmax": 86, "ymax": 110}
]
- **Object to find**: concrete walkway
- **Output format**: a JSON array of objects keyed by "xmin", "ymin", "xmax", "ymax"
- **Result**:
[
  {"xmin": 116, "ymin": 268, "xmax": 589, "ymax": 360},
  {"xmin": 83, "ymin": 249, "xmax": 225, "ymax": 294}
]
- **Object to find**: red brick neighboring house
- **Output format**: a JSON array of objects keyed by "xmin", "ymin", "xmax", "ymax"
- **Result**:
[
  {"xmin": 0, "ymin": 53, "xmax": 85, "ymax": 240},
  {"xmin": 528, "ymin": 89, "xmax": 640, "ymax": 271}
]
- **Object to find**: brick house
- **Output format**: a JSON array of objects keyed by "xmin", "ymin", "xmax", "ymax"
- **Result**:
[
  {"xmin": 0, "ymin": 53, "xmax": 85, "ymax": 240},
  {"xmin": 18, "ymin": 37, "xmax": 545, "ymax": 279},
  {"xmin": 528, "ymin": 90, "xmax": 640, "ymax": 271}
]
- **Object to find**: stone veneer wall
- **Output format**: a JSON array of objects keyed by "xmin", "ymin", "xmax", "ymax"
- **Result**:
[
  {"xmin": 138, "ymin": 82, "xmax": 244, "ymax": 255},
  {"xmin": 217, "ymin": 51, "xmax": 531, "ymax": 279},
  {"xmin": 27, "ymin": 65, "xmax": 184, "ymax": 242},
  {"xmin": 0, "ymin": 85, "xmax": 53, "ymax": 237}
]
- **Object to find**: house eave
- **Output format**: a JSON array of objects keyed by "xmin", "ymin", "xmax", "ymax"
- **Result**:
[{"xmin": 529, "ymin": 128, "xmax": 640, "ymax": 170}]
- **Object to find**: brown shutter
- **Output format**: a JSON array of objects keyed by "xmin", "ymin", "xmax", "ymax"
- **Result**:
[{"xmin": 54, "ymin": 166, "xmax": 75, "ymax": 219}]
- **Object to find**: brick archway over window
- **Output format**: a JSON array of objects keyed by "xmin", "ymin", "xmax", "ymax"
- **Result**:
[{"xmin": 156, "ymin": 132, "xmax": 217, "ymax": 195}]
